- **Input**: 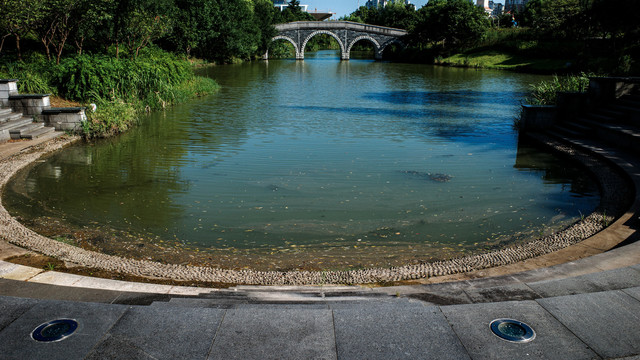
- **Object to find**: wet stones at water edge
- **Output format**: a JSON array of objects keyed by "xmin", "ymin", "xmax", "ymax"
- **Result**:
[{"xmin": 400, "ymin": 170, "xmax": 453, "ymax": 183}]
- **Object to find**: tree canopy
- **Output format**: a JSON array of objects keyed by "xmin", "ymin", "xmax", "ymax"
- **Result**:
[{"xmin": 411, "ymin": 0, "xmax": 490, "ymax": 51}]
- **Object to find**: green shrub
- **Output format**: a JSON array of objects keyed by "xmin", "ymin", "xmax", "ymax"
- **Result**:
[
  {"xmin": 52, "ymin": 51, "xmax": 193, "ymax": 103},
  {"xmin": 1, "ymin": 48, "xmax": 218, "ymax": 138},
  {"xmin": 526, "ymin": 73, "xmax": 591, "ymax": 105},
  {"xmin": 82, "ymin": 99, "xmax": 138, "ymax": 138}
]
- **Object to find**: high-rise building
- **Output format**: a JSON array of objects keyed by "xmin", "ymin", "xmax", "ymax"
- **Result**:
[
  {"xmin": 504, "ymin": 0, "xmax": 527, "ymax": 13},
  {"xmin": 273, "ymin": 0, "xmax": 309, "ymax": 12}
]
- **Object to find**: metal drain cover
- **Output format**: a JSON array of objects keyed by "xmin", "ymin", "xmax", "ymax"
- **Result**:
[
  {"xmin": 31, "ymin": 319, "xmax": 78, "ymax": 342},
  {"xmin": 490, "ymin": 319, "xmax": 536, "ymax": 343}
]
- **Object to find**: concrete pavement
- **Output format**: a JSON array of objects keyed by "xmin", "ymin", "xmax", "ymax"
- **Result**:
[{"xmin": 1, "ymin": 236, "xmax": 640, "ymax": 359}]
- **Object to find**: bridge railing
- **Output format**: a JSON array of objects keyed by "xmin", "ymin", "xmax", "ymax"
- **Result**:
[{"xmin": 274, "ymin": 21, "xmax": 408, "ymax": 37}]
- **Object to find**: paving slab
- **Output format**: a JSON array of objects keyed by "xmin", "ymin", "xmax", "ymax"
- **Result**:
[
  {"xmin": 440, "ymin": 300, "xmax": 597, "ymax": 360},
  {"xmin": 112, "ymin": 292, "xmax": 175, "ymax": 306},
  {"xmin": 537, "ymin": 290, "xmax": 640, "ymax": 359},
  {"xmin": 208, "ymin": 308, "xmax": 335, "ymax": 360},
  {"xmin": 579, "ymin": 267, "xmax": 640, "ymax": 290},
  {"xmin": 28, "ymin": 271, "xmax": 84, "ymax": 286},
  {"xmin": 0, "ymin": 278, "xmax": 123, "ymax": 303},
  {"xmin": 235, "ymin": 303, "xmax": 330, "ymax": 309},
  {"xmin": 0, "ymin": 296, "xmax": 38, "ymax": 331},
  {"xmin": 0, "ymin": 243, "xmax": 30, "ymax": 260},
  {"xmin": 0, "ymin": 299, "xmax": 127, "ymax": 360},
  {"xmin": 85, "ymin": 306, "xmax": 225, "ymax": 360},
  {"xmin": 463, "ymin": 283, "xmax": 541, "ymax": 303},
  {"xmin": 70, "ymin": 276, "xmax": 174, "ymax": 294},
  {"xmin": 510, "ymin": 260, "xmax": 601, "ymax": 283},
  {"xmin": 526, "ymin": 274, "xmax": 604, "ymax": 298},
  {"xmin": 328, "ymin": 298, "xmax": 426, "ymax": 310},
  {"xmin": 0, "ymin": 261, "xmax": 43, "ymax": 280},
  {"xmin": 83, "ymin": 333, "xmax": 156, "ymax": 359},
  {"xmin": 408, "ymin": 282, "xmax": 474, "ymax": 305},
  {"xmin": 622, "ymin": 286, "xmax": 640, "ymax": 302},
  {"xmin": 333, "ymin": 305, "xmax": 470, "ymax": 360}
]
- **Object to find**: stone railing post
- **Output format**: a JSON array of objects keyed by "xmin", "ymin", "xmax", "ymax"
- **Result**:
[
  {"xmin": 519, "ymin": 105, "xmax": 557, "ymax": 131},
  {"xmin": 0, "ymin": 79, "xmax": 19, "ymax": 107}
]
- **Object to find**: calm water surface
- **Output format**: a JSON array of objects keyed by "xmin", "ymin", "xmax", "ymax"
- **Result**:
[{"xmin": 4, "ymin": 51, "xmax": 600, "ymax": 270}]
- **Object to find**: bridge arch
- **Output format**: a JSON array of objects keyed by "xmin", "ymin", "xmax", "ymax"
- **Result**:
[
  {"xmin": 347, "ymin": 35, "xmax": 381, "ymax": 60},
  {"xmin": 267, "ymin": 35, "xmax": 301, "ymax": 60},
  {"xmin": 301, "ymin": 31, "xmax": 346, "ymax": 60},
  {"xmin": 265, "ymin": 21, "xmax": 408, "ymax": 61},
  {"xmin": 378, "ymin": 38, "xmax": 407, "ymax": 60}
]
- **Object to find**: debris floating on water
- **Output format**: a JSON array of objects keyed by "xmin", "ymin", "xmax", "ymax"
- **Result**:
[{"xmin": 400, "ymin": 170, "xmax": 452, "ymax": 183}]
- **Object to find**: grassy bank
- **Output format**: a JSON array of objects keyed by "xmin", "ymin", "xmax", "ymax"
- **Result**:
[
  {"xmin": 436, "ymin": 50, "xmax": 572, "ymax": 73},
  {"xmin": 405, "ymin": 27, "xmax": 637, "ymax": 75},
  {"xmin": 0, "ymin": 49, "xmax": 219, "ymax": 138}
]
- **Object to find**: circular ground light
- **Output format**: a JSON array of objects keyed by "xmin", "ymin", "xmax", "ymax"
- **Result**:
[
  {"xmin": 490, "ymin": 319, "xmax": 536, "ymax": 343},
  {"xmin": 31, "ymin": 319, "xmax": 78, "ymax": 342}
]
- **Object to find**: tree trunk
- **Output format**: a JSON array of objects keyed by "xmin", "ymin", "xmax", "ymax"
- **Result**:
[
  {"xmin": 75, "ymin": 36, "xmax": 85, "ymax": 55},
  {"xmin": 15, "ymin": 33, "xmax": 22, "ymax": 61},
  {"xmin": 0, "ymin": 34, "xmax": 9, "ymax": 54}
]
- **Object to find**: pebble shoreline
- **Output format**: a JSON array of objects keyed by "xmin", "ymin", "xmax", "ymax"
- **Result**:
[{"xmin": 0, "ymin": 135, "xmax": 631, "ymax": 285}]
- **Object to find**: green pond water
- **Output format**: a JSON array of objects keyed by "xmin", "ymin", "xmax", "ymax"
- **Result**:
[{"xmin": 3, "ymin": 51, "xmax": 600, "ymax": 270}]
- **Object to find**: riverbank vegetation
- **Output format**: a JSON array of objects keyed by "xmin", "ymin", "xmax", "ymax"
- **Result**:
[
  {"xmin": 342, "ymin": 0, "xmax": 639, "ymax": 75},
  {"xmin": 0, "ymin": 0, "xmax": 301, "ymax": 138}
]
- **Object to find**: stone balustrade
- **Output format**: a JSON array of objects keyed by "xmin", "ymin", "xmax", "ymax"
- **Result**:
[
  {"xmin": 0, "ymin": 79, "xmax": 18, "ymax": 107},
  {"xmin": 42, "ymin": 107, "xmax": 87, "ymax": 132},
  {"xmin": 8, "ymin": 94, "xmax": 51, "ymax": 120}
]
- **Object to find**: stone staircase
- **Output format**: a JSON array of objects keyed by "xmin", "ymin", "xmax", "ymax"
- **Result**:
[
  {"xmin": 0, "ymin": 79, "xmax": 84, "ymax": 144},
  {"xmin": 0, "ymin": 104, "xmax": 57, "ymax": 142},
  {"xmin": 549, "ymin": 91, "xmax": 640, "ymax": 154}
]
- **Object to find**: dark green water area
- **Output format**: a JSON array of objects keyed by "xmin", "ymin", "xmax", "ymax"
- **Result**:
[{"xmin": 3, "ymin": 51, "xmax": 600, "ymax": 271}]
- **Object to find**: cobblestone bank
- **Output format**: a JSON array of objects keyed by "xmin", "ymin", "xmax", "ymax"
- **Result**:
[{"xmin": 0, "ymin": 136, "xmax": 631, "ymax": 285}]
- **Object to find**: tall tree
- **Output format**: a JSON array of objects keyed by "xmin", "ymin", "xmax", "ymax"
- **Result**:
[
  {"xmin": 412, "ymin": 0, "xmax": 490, "ymax": 51},
  {"xmin": 0, "ymin": 0, "xmax": 46, "ymax": 59}
]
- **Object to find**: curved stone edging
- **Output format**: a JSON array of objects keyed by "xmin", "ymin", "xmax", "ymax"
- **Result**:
[{"xmin": 0, "ymin": 136, "xmax": 631, "ymax": 285}]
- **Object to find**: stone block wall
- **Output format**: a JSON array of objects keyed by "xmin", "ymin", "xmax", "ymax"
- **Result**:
[
  {"xmin": 8, "ymin": 95, "xmax": 51, "ymax": 120},
  {"xmin": 0, "ymin": 80, "xmax": 18, "ymax": 107},
  {"xmin": 42, "ymin": 108, "xmax": 86, "ymax": 132},
  {"xmin": 519, "ymin": 105, "xmax": 557, "ymax": 131}
]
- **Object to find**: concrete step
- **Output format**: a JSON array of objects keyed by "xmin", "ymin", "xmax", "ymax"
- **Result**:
[
  {"xmin": 551, "ymin": 125, "xmax": 584, "ymax": 139},
  {"xmin": 593, "ymin": 107, "xmax": 626, "ymax": 119},
  {"xmin": 0, "ymin": 117, "xmax": 32, "ymax": 132},
  {"xmin": 579, "ymin": 118, "xmax": 640, "ymax": 154},
  {"xmin": 9, "ymin": 122, "xmax": 44, "ymax": 139},
  {"xmin": 150, "ymin": 294, "xmax": 422, "ymax": 309},
  {"xmin": 617, "ymin": 97, "xmax": 640, "ymax": 109},
  {"xmin": 21, "ymin": 125, "xmax": 55, "ymax": 140},
  {"xmin": 584, "ymin": 112, "xmax": 615, "ymax": 123},
  {"xmin": 562, "ymin": 120, "xmax": 592, "ymax": 134},
  {"xmin": 0, "ymin": 108, "xmax": 11, "ymax": 117},
  {"xmin": 0, "ymin": 112, "xmax": 23, "ymax": 124}
]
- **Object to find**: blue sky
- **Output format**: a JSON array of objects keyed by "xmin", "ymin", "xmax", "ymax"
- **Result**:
[{"xmin": 303, "ymin": 0, "xmax": 504, "ymax": 18}]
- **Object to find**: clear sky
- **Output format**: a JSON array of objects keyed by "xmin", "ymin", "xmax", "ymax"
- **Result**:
[{"xmin": 303, "ymin": 0, "xmax": 504, "ymax": 18}]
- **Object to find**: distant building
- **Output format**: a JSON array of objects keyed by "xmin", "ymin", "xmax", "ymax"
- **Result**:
[
  {"xmin": 504, "ymin": 0, "xmax": 527, "ymax": 13},
  {"xmin": 476, "ymin": 0, "xmax": 492, "ymax": 14},
  {"xmin": 273, "ymin": 0, "xmax": 309, "ymax": 12},
  {"xmin": 491, "ymin": 3, "xmax": 503, "ymax": 16},
  {"xmin": 488, "ymin": 1, "xmax": 503, "ymax": 16},
  {"xmin": 365, "ymin": 0, "xmax": 410, "ymax": 9}
]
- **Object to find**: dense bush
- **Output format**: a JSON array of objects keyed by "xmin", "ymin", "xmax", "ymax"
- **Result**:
[
  {"xmin": 52, "ymin": 50, "xmax": 192, "ymax": 102},
  {"xmin": 526, "ymin": 73, "xmax": 591, "ymax": 105}
]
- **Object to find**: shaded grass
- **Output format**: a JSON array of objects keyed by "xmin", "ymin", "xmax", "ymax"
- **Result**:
[{"xmin": 437, "ymin": 50, "xmax": 572, "ymax": 73}]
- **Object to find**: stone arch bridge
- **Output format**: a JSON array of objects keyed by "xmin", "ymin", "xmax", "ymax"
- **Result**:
[{"xmin": 266, "ymin": 21, "xmax": 408, "ymax": 61}]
